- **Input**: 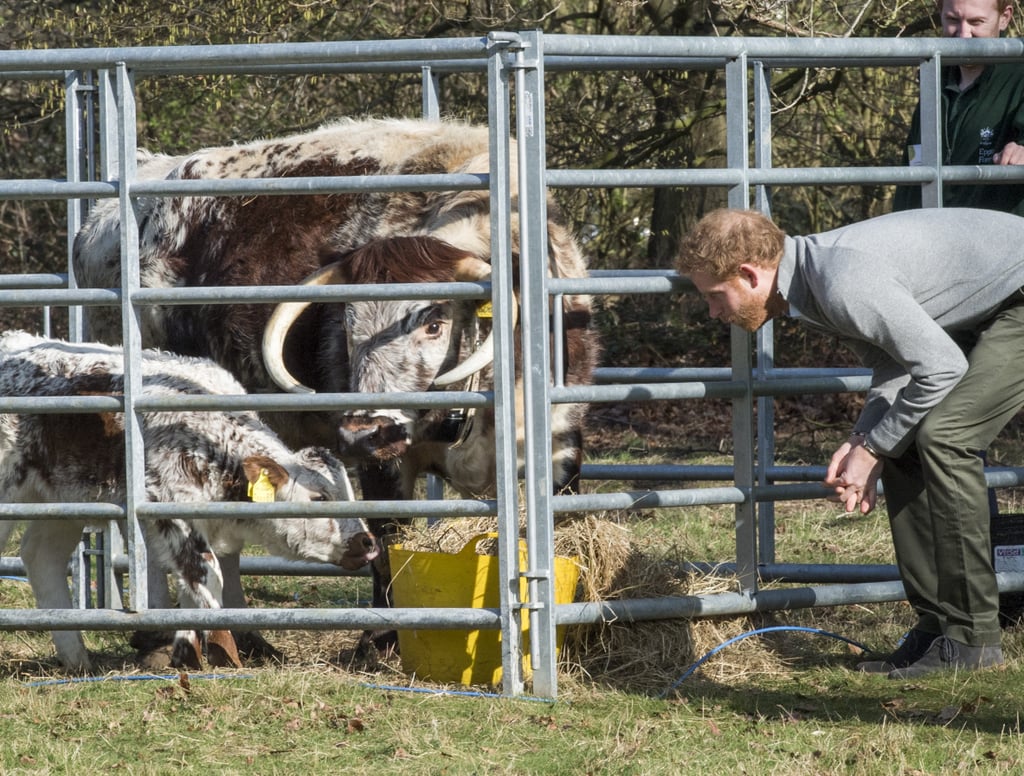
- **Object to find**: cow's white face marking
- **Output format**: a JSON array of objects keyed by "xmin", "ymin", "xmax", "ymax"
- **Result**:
[{"xmin": 345, "ymin": 299, "xmax": 455, "ymax": 427}]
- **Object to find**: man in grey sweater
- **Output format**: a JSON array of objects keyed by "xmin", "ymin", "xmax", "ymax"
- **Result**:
[{"xmin": 676, "ymin": 207, "xmax": 1024, "ymax": 678}]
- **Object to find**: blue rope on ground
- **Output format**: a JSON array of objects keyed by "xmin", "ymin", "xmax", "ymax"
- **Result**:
[
  {"xmin": 14, "ymin": 624, "xmax": 870, "ymax": 698},
  {"xmin": 659, "ymin": 625, "xmax": 873, "ymax": 698},
  {"xmin": 24, "ymin": 673, "xmax": 254, "ymax": 688},
  {"xmin": 361, "ymin": 683, "xmax": 554, "ymax": 702}
]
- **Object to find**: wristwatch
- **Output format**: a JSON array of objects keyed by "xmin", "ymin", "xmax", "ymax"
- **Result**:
[
  {"xmin": 851, "ymin": 431, "xmax": 882, "ymax": 459},
  {"xmin": 860, "ymin": 438, "xmax": 882, "ymax": 459}
]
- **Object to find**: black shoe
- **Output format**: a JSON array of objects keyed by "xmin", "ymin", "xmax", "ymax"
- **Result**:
[
  {"xmin": 887, "ymin": 636, "xmax": 1004, "ymax": 680},
  {"xmin": 856, "ymin": 628, "xmax": 935, "ymax": 673}
]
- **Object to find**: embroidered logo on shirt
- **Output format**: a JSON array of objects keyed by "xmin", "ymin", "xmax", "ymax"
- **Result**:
[{"xmin": 979, "ymin": 126, "xmax": 996, "ymax": 164}]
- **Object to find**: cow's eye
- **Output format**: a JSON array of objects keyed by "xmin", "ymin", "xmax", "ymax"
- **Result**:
[
  {"xmin": 424, "ymin": 320, "xmax": 443, "ymax": 337},
  {"xmin": 310, "ymin": 494, "xmax": 327, "ymax": 503}
]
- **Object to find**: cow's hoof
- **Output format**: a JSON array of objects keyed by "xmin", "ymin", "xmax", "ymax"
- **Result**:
[
  {"xmin": 355, "ymin": 628, "xmax": 399, "ymax": 659},
  {"xmin": 129, "ymin": 630, "xmax": 175, "ymax": 652},
  {"xmin": 170, "ymin": 634, "xmax": 204, "ymax": 670},
  {"xmin": 130, "ymin": 630, "xmax": 177, "ymax": 669},
  {"xmin": 206, "ymin": 630, "xmax": 243, "ymax": 669},
  {"xmin": 134, "ymin": 644, "xmax": 175, "ymax": 671},
  {"xmin": 233, "ymin": 631, "xmax": 284, "ymax": 664}
]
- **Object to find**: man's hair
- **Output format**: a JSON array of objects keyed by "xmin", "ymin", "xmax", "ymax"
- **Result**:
[
  {"xmin": 938, "ymin": 0, "xmax": 1014, "ymax": 13},
  {"xmin": 675, "ymin": 208, "xmax": 785, "ymax": 279}
]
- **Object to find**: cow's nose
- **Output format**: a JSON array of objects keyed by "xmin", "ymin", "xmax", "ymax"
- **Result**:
[
  {"xmin": 337, "ymin": 417, "xmax": 410, "ymax": 460},
  {"xmin": 337, "ymin": 425, "xmax": 381, "ymax": 458}
]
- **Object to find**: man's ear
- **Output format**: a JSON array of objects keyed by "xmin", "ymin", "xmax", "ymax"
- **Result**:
[{"xmin": 737, "ymin": 263, "xmax": 761, "ymax": 288}]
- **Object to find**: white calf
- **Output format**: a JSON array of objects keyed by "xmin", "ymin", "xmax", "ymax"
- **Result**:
[{"xmin": 0, "ymin": 333, "xmax": 377, "ymax": 672}]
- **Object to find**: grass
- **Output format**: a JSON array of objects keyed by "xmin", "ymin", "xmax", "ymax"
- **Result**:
[
  {"xmin": 3, "ymin": 451, "xmax": 1024, "ymax": 774},
  {"xmin": 1, "ymin": 653, "xmax": 1022, "ymax": 774}
]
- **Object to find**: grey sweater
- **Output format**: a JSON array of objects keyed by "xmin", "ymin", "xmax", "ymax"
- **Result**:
[{"xmin": 776, "ymin": 208, "xmax": 1024, "ymax": 457}]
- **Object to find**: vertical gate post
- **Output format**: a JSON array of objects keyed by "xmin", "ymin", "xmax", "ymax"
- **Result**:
[
  {"xmin": 96, "ymin": 68, "xmax": 127, "ymax": 609},
  {"xmin": 421, "ymin": 64, "xmax": 444, "ymax": 504},
  {"xmin": 725, "ymin": 54, "xmax": 758, "ymax": 596},
  {"xmin": 421, "ymin": 66, "xmax": 441, "ymax": 122},
  {"xmin": 513, "ymin": 29, "xmax": 559, "ymax": 700},
  {"xmin": 752, "ymin": 61, "xmax": 777, "ymax": 566},
  {"xmin": 919, "ymin": 55, "xmax": 943, "ymax": 209},
  {"xmin": 65, "ymin": 68, "xmax": 90, "ymax": 609},
  {"xmin": 485, "ymin": 34, "xmax": 526, "ymax": 697},
  {"xmin": 114, "ymin": 62, "xmax": 149, "ymax": 612}
]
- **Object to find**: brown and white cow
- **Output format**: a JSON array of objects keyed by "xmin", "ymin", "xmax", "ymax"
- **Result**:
[
  {"xmin": 72, "ymin": 118, "xmax": 599, "ymax": 629},
  {"xmin": 0, "ymin": 332, "xmax": 376, "ymax": 672}
]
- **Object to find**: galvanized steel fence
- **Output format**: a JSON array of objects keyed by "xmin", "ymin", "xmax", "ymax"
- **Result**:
[{"xmin": 2, "ymin": 33, "xmax": 1024, "ymax": 698}]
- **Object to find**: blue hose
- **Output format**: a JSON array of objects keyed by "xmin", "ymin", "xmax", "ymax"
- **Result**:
[
  {"xmin": 660, "ymin": 625, "xmax": 872, "ymax": 698},
  {"xmin": 361, "ymin": 683, "xmax": 554, "ymax": 702},
  {"xmin": 18, "ymin": 624, "xmax": 871, "ymax": 699},
  {"xmin": 25, "ymin": 673, "xmax": 253, "ymax": 688}
]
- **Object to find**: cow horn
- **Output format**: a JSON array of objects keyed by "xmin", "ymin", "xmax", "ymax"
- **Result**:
[
  {"xmin": 262, "ymin": 262, "xmax": 346, "ymax": 394},
  {"xmin": 432, "ymin": 299, "xmax": 517, "ymax": 387}
]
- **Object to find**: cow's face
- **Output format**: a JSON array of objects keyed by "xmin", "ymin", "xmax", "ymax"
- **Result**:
[
  {"xmin": 338, "ymin": 298, "xmax": 461, "ymax": 461},
  {"xmin": 242, "ymin": 449, "xmax": 378, "ymax": 570},
  {"xmin": 261, "ymin": 235, "xmax": 499, "ymax": 465}
]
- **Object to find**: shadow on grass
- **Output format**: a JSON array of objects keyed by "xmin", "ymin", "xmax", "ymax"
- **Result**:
[
  {"xmin": 570, "ymin": 607, "xmax": 1024, "ymax": 737},
  {"xmin": 669, "ymin": 667, "xmax": 1024, "ymax": 735}
]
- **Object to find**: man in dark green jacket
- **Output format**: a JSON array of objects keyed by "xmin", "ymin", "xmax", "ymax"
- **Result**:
[{"xmin": 894, "ymin": 0, "xmax": 1024, "ymax": 215}]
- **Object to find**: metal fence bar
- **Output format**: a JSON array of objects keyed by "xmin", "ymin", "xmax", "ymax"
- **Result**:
[
  {"xmin": 724, "ymin": 53, "xmax": 760, "ymax": 596},
  {"xmin": 516, "ymin": 29, "xmax": 560, "ymax": 699},
  {"xmin": 112, "ymin": 62, "xmax": 150, "ymax": 612},
  {"xmin": 752, "ymin": 61, "xmax": 778, "ymax": 567},
  {"xmin": 920, "ymin": 54, "xmax": 944, "ymax": 208},
  {"xmin": 3, "ymin": 35, "xmax": 1024, "ymax": 76},
  {"xmin": 485, "ymin": 36, "xmax": 527, "ymax": 697},
  {"xmin": 63, "ymin": 69, "xmax": 89, "ymax": 608}
]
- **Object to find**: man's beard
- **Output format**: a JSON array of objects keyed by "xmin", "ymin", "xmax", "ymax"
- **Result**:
[{"xmin": 732, "ymin": 297, "xmax": 771, "ymax": 332}]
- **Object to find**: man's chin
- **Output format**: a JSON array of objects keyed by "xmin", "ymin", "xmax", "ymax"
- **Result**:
[{"xmin": 730, "ymin": 317, "xmax": 766, "ymax": 332}]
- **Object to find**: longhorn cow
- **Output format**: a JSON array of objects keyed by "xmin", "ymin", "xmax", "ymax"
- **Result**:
[{"xmin": 72, "ymin": 118, "xmax": 599, "ymax": 628}]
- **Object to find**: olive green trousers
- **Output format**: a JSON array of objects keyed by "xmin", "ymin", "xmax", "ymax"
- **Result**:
[{"xmin": 880, "ymin": 299, "xmax": 1024, "ymax": 647}]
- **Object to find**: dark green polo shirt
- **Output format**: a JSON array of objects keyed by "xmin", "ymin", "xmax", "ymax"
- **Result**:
[{"xmin": 893, "ymin": 62, "xmax": 1024, "ymax": 216}]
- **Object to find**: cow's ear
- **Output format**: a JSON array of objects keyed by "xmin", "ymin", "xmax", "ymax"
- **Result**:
[
  {"xmin": 242, "ymin": 455, "xmax": 289, "ymax": 488},
  {"xmin": 452, "ymin": 256, "xmax": 492, "ymax": 281}
]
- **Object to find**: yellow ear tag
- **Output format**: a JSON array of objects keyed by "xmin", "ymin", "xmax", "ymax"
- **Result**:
[
  {"xmin": 248, "ymin": 468, "xmax": 276, "ymax": 503},
  {"xmin": 476, "ymin": 301, "xmax": 493, "ymax": 319}
]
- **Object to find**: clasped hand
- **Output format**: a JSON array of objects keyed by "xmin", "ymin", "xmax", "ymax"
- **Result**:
[{"xmin": 824, "ymin": 439, "xmax": 883, "ymax": 515}]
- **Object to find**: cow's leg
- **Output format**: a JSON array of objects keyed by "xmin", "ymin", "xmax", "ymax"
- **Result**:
[
  {"xmin": 147, "ymin": 562, "xmax": 174, "ymax": 608},
  {"xmin": 356, "ymin": 461, "xmax": 407, "ymax": 657},
  {"xmin": 132, "ymin": 542, "xmax": 271, "ymax": 667},
  {"xmin": 128, "ymin": 565, "xmax": 177, "ymax": 667},
  {"xmin": 21, "ymin": 520, "xmax": 92, "ymax": 673},
  {"xmin": 0, "ymin": 519, "xmax": 18, "ymax": 553},
  {"xmin": 219, "ymin": 550, "xmax": 282, "ymax": 663},
  {"xmin": 144, "ymin": 518, "xmax": 240, "ymax": 669}
]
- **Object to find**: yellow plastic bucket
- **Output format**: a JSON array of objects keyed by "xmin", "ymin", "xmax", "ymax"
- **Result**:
[{"xmin": 389, "ymin": 532, "xmax": 579, "ymax": 686}]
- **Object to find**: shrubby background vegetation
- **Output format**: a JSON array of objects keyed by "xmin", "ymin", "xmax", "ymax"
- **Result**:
[{"xmin": 0, "ymin": 0, "xmax": 975, "ymax": 273}]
